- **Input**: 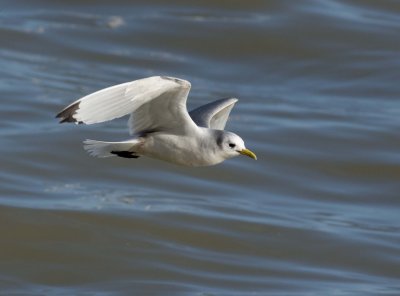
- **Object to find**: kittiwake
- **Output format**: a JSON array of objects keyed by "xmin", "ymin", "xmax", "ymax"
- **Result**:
[{"xmin": 56, "ymin": 76, "xmax": 257, "ymax": 167}]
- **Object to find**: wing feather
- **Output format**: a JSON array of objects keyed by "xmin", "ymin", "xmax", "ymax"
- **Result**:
[
  {"xmin": 56, "ymin": 76, "xmax": 197, "ymax": 134},
  {"xmin": 189, "ymin": 98, "xmax": 238, "ymax": 130}
]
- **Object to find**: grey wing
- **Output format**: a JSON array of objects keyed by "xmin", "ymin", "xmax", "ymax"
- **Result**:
[
  {"xmin": 56, "ymin": 76, "xmax": 197, "ymax": 135},
  {"xmin": 189, "ymin": 98, "xmax": 238, "ymax": 130}
]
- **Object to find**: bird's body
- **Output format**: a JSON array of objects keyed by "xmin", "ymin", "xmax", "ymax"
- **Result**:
[
  {"xmin": 134, "ymin": 128, "xmax": 235, "ymax": 166},
  {"xmin": 56, "ymin": 76, "xmax": 256, "ymax": 167}
]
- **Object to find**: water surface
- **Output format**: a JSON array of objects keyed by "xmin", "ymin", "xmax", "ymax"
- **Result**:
[{"xmin": 1, "ymin": 0, "xmax": 400, "ymax": 295}]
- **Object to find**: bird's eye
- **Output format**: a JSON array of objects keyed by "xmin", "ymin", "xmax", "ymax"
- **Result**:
[{"xmin": 229, "ymin": 143, "xmax": 236, "ymax": 148}]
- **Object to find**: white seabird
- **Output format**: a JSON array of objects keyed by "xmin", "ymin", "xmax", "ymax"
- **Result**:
[{"xmin": 56, "ymin": 76, "xmax": 256, "ymax": 167}]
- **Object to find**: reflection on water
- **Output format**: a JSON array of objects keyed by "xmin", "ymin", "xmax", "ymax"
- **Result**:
[{"xmin": 1, "ymin": 0, "xmax": 400, "ymax": 295}]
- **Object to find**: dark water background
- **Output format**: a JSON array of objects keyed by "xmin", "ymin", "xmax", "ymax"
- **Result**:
[{"xmin": 1, "ymin": 0, "xmax": 400, "ymax": 295}]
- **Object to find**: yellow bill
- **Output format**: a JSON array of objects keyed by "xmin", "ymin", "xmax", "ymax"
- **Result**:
[{"xmin": 239, "ymin": 148, "xmax": 257, "ymax": 160}]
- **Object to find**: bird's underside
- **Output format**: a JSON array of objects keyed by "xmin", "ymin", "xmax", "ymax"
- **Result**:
[{"xmin": 56, "ymin": 76, "xmax": 256, "ymax": 166}]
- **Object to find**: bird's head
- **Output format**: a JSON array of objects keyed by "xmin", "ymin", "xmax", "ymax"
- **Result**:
[{"xmin": 216, "ymin": 131, "xmax": 257, "ymax": 161}]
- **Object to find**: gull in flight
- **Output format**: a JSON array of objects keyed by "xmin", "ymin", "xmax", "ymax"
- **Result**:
[{"xmin": 56, "ymin": 76, "xmax": 256, "ymax": 167}]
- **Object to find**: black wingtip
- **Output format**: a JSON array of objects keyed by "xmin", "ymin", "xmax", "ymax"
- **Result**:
[
  {"xmin": 56, "ymin": 101, "xmax": 81, "ymax": 124},
  {"xmin": 110, "ymin": 151, "xmax": 140, "ymax": 159}
]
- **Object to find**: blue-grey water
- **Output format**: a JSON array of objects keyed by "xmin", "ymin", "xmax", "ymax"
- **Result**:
[{"xmin": 1, "ymin": 1, "xmax": 400, "ymax": 295}]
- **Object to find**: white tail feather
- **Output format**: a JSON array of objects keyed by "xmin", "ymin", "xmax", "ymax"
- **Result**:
[{"xmin": 83, "ymin": 139, "xmax": 140, "ymax": 158}]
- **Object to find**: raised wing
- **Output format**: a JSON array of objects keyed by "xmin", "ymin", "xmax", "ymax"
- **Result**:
[
  {"xmin": 56, "ymin": 76, "xmax": 197, "ymax": 134},
  {"xmin": 189, "ymin": 98, "xmax": 238, "ymax": 130}
]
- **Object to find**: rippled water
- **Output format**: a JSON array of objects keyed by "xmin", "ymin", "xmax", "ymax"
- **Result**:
[{"xmin": 1, "ymin": 1, "xmax": 400, "ymax": 295}]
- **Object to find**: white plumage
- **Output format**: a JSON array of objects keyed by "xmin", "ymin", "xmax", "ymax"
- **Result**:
[{"xmin": 56, "ymin": 76, "xmax": 256, "ymax": 166}]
